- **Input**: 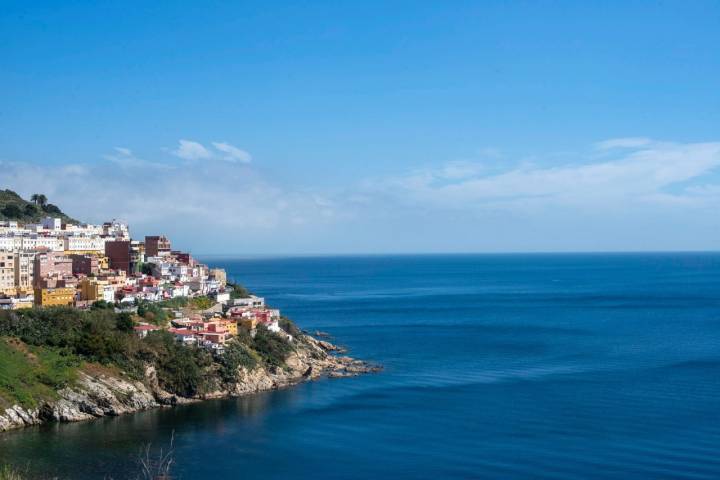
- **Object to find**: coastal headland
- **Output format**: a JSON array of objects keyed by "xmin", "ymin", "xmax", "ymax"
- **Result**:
[
  {"xmin": 0, "ymin": 326, "xmax": 378, "ymax": 433},
  {"xmin": 0, "ymin": 191, "xmax": 378, "ymax": 432}
]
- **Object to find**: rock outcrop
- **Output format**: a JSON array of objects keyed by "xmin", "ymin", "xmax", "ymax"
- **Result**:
[{"xmin": 0, "ymin": 335, "xmax": 379, "ymax": 433}]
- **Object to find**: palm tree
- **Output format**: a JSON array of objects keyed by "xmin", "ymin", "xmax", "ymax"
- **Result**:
[
  {"xmin": 36, "ymin": 194, "xmax": 47, "ymax": 208},
  {"xmin": 30, "ymin": 194, "xmax": 39, "ymax": 205}
]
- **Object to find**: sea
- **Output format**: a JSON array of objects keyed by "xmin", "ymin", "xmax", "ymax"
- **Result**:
[{"xmin": 1, "ymin": 253, "xmax": 720, "ymax": 479}]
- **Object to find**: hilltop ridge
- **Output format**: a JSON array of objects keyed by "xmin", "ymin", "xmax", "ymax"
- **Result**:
[{"xmin": 0, "ymin": 189, "xmax": 78, "ymax": 224}]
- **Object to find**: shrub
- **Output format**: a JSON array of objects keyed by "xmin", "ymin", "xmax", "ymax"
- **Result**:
[
  {"xmin": 141, "ymin": 331, "xmax": 211, "ymax": 397},
  {"xmin": 116, "ymin": 312, "xmax": 134, "ymax": 332},
  {"xmin": 74, "ymin": 312, "xmax": 131, "ymax": 364},
  {"xmin": 227, "ymin": 282, "xmax": 250, "ymax": 299},
  {"xmin": 279, "ymin": 317, "xmax": 302, "ymax": 337},
  {"xmin": 189, "ymin": 296, "xmax": 213, "ymax": 310},
  {"xmin": 252, "ymin": 326, "xmax": 293, "ymax": 369},
  {"xmin": 91, "ymin": 300, "xmax": 114, "ymax": 310},
  {"xmin": 137, "ymin": 301, "xmax": 168, "ymax": 325},
  {"xmin": 219, "ymin": 340, "xmax": 259, "ymax": 382}
]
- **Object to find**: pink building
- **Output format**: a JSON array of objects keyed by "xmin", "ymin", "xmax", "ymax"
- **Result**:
[{"xmin": 33, "ymin": 251, "xmax": 73, "ymax": 287}]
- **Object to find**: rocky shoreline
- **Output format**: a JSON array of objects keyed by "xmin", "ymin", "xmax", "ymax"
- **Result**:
[{"xmin": 0, "ymin": 335, "xmax": 379, "ymax": 433}]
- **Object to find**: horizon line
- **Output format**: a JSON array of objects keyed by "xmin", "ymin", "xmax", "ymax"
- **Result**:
[{"xmin": 193, "ymin": 249, "xmax": 720, "ymax": 259}]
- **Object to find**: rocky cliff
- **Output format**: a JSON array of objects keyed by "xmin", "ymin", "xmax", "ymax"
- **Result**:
[{"xmin": 0, "ymin": 335, "xmax": 378, "ymax": 433}]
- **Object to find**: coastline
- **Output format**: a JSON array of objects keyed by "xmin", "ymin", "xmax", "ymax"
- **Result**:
[{"xmin": 0, "ymin": 334, "xmax": 379, "ymax": 433}]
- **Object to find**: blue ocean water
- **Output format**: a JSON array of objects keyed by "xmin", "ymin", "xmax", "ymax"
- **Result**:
[{"xmin": 2, "ymin": 253, "xmax": 720, "ymax": 479}]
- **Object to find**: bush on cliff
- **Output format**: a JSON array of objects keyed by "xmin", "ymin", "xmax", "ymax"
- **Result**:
[
  {"xmin": 219, "ymin": 340, "xmax": 259, "ymax": 383},
  {"xmin": 0, "ymin": 306, "xmax": 300, "ymax": 400},
  {"xmin": 139, "ymin": 331, "xmax": 212, "ymax": 397},
  {"xmin": 0, "ymin": 308, "xmax": 214, "ymax": 397},
  {"xmin": 251, "ymin": 326, "xmax": 293, "ymax": 369},
  {"xmin": 227, "ymin": 282, "xmax": 251, "ymax": 299},
  {"xmin": 279, "ymin": 316, "xmax": 302, "ymax": 337}
]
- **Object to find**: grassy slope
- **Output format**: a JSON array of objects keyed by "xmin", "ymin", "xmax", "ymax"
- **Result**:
[
  {"xmin": 0, "ymin": 189, "xmax": 78, "ymax": 224},
  {"xmin": 0, "ymin": 337, "xmax": 80, "ymax": 409}
]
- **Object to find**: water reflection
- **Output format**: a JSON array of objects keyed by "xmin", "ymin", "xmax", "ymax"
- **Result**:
[{"xmin": 0, "ymin": 387, "xmax": 301, "ymax": 479}]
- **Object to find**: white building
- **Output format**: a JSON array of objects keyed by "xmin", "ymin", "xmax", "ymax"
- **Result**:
[
  {"xmin": 41, "ymin": 217, "xmax": 62, "ymax": 231},
  {"xmin": 64, "ymin": 235, "xmax": 106, "ymax": 252},
  {"xmin": 231, "ymin": 295, "xmax": 265, "ymax": 308},
  {"xmin": 101, "ymin": 285, "xmax": 115, "ymax": 303},
  {"xmin": 103, "ymin": 220, "xmax": 130, "ymax": 240}
]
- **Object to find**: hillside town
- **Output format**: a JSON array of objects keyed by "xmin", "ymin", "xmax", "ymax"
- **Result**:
[{"xmin": 0, "ymin": 216, "xmax": 284, "ymax": 352}]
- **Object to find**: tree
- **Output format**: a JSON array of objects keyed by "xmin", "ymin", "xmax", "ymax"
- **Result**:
[
  {"xmin": 31, "ymin": 194, "xmax": 39, "ymax": 205},
  {"xmin": 116, "ymin": 312, "xmax": 134, "ymax": 332},
  {"xmin": 36, "ymin": 194, "xmax": 48, "ymax": 208},
  {"xmin": 24, "ymin": 204, "xmax": 38, "ymax": 216},
  {"xmin": 1, "ymin": 204, "xmax": 22, "ymax": 218},
  {"xmin": 43, "ymin": 203, "xmax": 62, "ymax": 214}
]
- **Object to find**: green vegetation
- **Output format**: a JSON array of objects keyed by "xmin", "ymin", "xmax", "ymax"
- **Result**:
[
  {"xmin": 139, "ymin": 331, "xmax": 213, "ymax": 397},
  {"xmin": 279, "ymin": 316, "xmax": 303, "ymax": 337},
  {"xmin": 227, "ymin": 282, "xmax": 251, "ymax": 299},
  {"xmin": 0, "ymin": 337, "xmax": 80, "ymax": 408},
  {"xmin": 0, "ymin": 465, "xmax": 25, "ymax": 480},
  {"xmin": 219, "ymin": 340, "xmax": 259, "ymax": 382},
  {"xmin": 0, "ymin": 307, "xmax": 211, "ymax": 398},
  {"xmin": 136, "ymin": 296, "xmax": 215, "ymax": 324},
  {"xmin": 0, "ymin": 305, "xmax": 301, "ymax": 403},
  {"xmin": 136, "ymin": 300, "xmax": 170, "ymax": 325},
  {"xmin": 0, "ymin": 189, "xmax": 78, "ymax": 224},
  {"xmin": 189, "ymin": 296, "xmax": 214, "ymax": 310},
  {"xmin": 251, "ymin": 326, "xmax": 294, "ymax": 369}
]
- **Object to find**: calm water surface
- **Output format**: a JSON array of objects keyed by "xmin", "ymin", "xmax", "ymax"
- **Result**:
[{"xmin": 1, "ymin": 254, "xmax": 720, "ymax": 479}]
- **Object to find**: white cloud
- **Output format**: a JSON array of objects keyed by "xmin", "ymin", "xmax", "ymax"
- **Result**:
[
  {"xmin": 369, "ymin": 141, "xmax": 720, "ymax": 212},
  {"xmin": 0, "ymin": 152, "xmax": 334, "ymax": 253},
  {"xmin": 103, "ymin": 147, "xmax": 172, "ymax": 169},
  {"xmin": 113, "ymin": 147, "xmax": 132, "ymax": 156},
  {"xmin": 594, "ymin": 137, "xmax": 653, "ymax": 150},
  {"xmin": 171, "ymin": 139, "xmax": 212, "ymax": 160},
  {"xmin": 212, "ymin": 142, "xmax": 252, "ymax": 163},
  {"xmin": 3, "ymin": 138, "xmax": 719, "ymax": 253}
]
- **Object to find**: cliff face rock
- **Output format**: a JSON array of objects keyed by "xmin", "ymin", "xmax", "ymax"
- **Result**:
[
  {"xmin": 214, "ymin": 334, "xmax": 379, "ymax": 397},
  {"xmin": 0, "ymin": 335, "xmax": 378, "ymax": 433},
  {"xmin": 0, "ymin": 371, "xmax": 159, "ymax": 431}
]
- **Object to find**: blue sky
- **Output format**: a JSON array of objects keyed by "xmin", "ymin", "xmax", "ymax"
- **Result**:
[{"xmin": 1, "ymin": 1, "xmax": 719, "ymax": 254}]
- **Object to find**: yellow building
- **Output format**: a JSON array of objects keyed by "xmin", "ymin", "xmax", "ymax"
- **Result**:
[
  {"xmin": 34, "ymin": 287, "xmax": 75, "ymax": 307},
  {"xmin": 80, "ymin": 278, "xmax": 99, "ymax": 301},
  {"xmin": 79, "ymin": 278, "xmax": 113, "ymax": 302},
  {"xmin": 224, "ymin": 320, "xmax": 238, "ymax": 335},
  {"xmin": 63, "ymin": 249, "xmax": 101, "ymax": 256},
  {"xmin": 238, "ymin": 317, "xmax": 257, "ymax": 332}
]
